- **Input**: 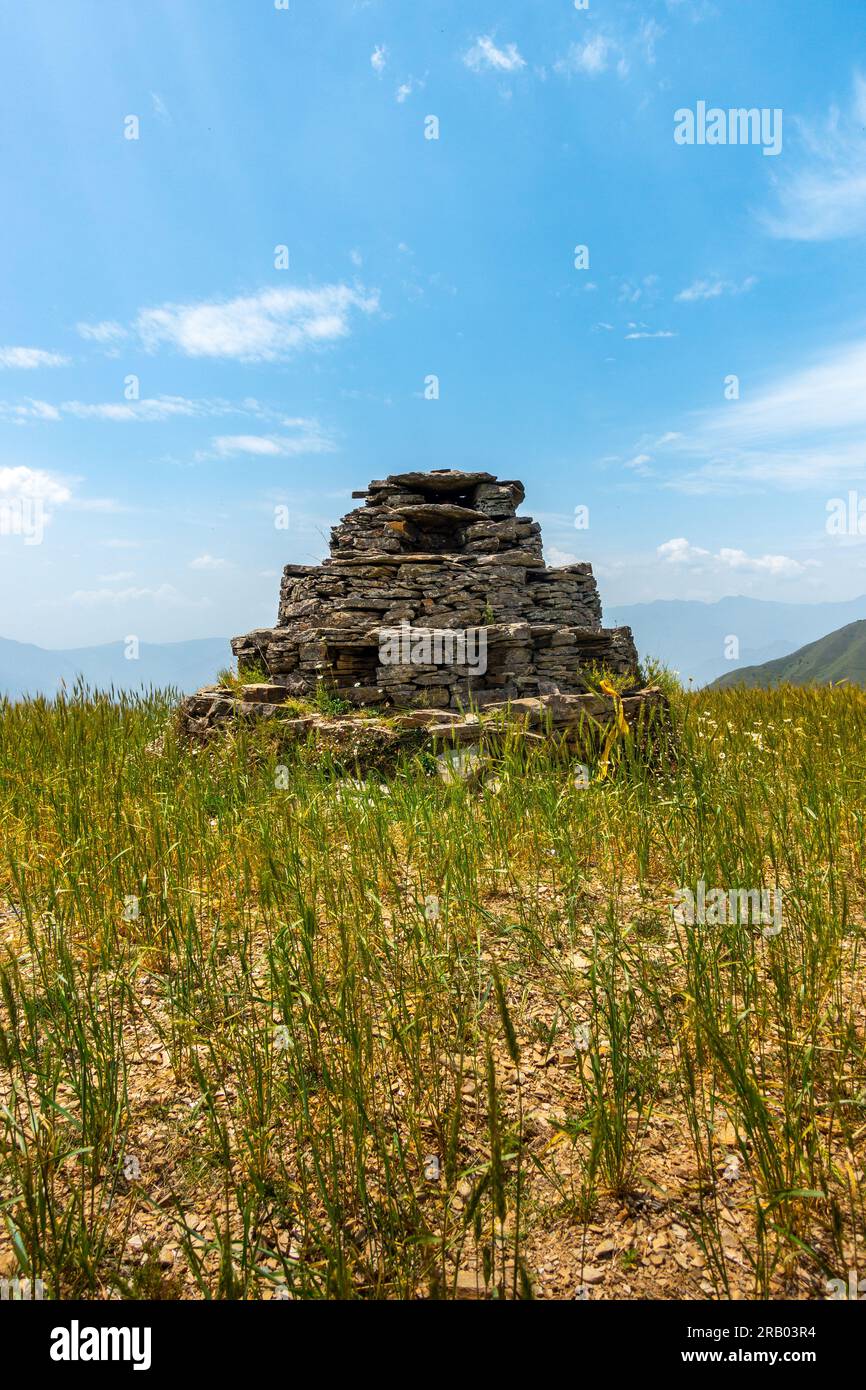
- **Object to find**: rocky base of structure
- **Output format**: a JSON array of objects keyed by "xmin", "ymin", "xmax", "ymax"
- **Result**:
[
  {"xmin": 177, "ymin": 684, "xmax": 671, "ymax": 775},
  {"xmin": 232, "ymin": 618, "xmax": 639, "ymax": 712}
]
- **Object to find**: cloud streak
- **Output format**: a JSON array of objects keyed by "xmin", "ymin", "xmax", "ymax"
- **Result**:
[
  {"xmin": 63, "ymin": 584, "xmax": 209, "ymax": 607},
  {"xmin": 658, "ymin": 537, "xmax": 808, "ymax": 577},
  {"xmin": 189, "ymin": 554, "xmax": 228, "ymax": 570},
  {"xmin": 0, "ymin": 465, "xmax": 72, "ymax": 506},
  {"xmin": 658, "ymin": 337, "xmax": 866, "ymax": 491},
  {"xmin": 76, "ymin": 320, "xmax": 128, "ymax": 344},
  {"xmin": 135, "ymin": 284, "xmax": 379, "ymax": 362},
  {"xmin": 463, "ymin": 36, "xmax": 526, "ymax": 74},
  {"xmin": 762, "ymin": 73, "xmax": 866, "ymax": 241},
  {"xmin": 675, "ymin": 276, "xmax": 757, "ymax": 303},
  {"xmin": 211, "ymin": 424, "xmax": 336, "ymax": 457},
  {"xmin": 0, "ymin": 395, "xmax": 240, "ymax": 424},
  {"xmin": 625, "ymin": 329, "xmax": 676, "ymax": 340},
  {"xmin": 0, "ymin": 347, "xmax": 69, "ymax": 369},
  {"xmin": 556, "ymin": 35, "xmax": 622, "ymax": 77}
]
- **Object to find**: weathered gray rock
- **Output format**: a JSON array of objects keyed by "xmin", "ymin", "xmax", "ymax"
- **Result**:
[
  {"xmin": 183, "ymin": 470, "xmax": 647, "ymax": 723},
  {"xmin": 175, "ymin": 686, "xmax": 671, "ymax": 781}
]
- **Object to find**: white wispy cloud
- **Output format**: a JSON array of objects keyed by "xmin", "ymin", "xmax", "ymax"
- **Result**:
[
  {"xmin": 463, "ymin": 36, "xmax": 526, "ymax": 74},
  {"xmin": 63, "ymin": 584, "xmax": 209, "ymax": 607},
  {"xmin": 0, "ymin": 465, "xmax": 72, "ymax": 506},
  {"xmin": 0, "ymin": 347, "xmax": 69, "ymax": 369},
  {"xmin": 135, "ymin": 284, "xmax": 379, "ymax": 362},
  {"xmin": 546, "ymin": 545, "xmax": 580, "ymax": 567},
  {"xmin": 658, "ymin": 537, "xmax": 809, "ymax": 578},
  {"xmin": 0, "ymin": 399, "xmax": 62, "ymax": 423},
  {"xmin": 554, "ymin": 17, "xmax": 665, "ymax": 81},
  {"xmin": 556, "ymin": 35, "xmax": 617, "ymax": 76},
  {"xmin": 371, "ymin": 45, "xmax": 387, "ymax": 74},
  {"xmin": 624, "ymin": 329, "xmax": 676, "ymax": 340},
  {"xmin": 0, "ymin": 394, "xmax": 339, "ymax": 463},
  {"xmin": 657, "ymin": 337, "xmax": 866, "ymax": 490},
  {"xmin": 396, "ymin": 76, "xmax": 424, "ymax": 103},
  {"xmin": 762, "ymin": 73, "xmax": 866, "ymax": 241},
  {"xmin": 626, "ymin": 453, "xmax": 654, "ymax": 475},
  {"xmin": 189, "ymin": 554, "xmax": 228, "ymax": 570},
  {"xmin": 76, "ymin": 320, "xmax": 128, "ymax": 343},
  {"xmin": 707, "ymin": 341, "xmax": 866, "ymax": 441},
  {"xmin": 0, "ymin": 395, "xmax": 234, "ymax": 424},
  {"xmin": 619, "ymin": 275, "xmax": 661, "ymax": 306},
  {"xmin": 62, "ymin": 396, "xmax": 212, "ymax": 422},
  {"xmin": 675, "ymin": 276, "xmax": 757, "ymax": 303},
  {"xmin": 211, "ymin": 421, "xmax": 336, "ymax": 458},
  {"xmin": 0, "ymin": 465, "xmax": 121, "ymax": 530},
  {"xmin": 639, "ymin": 18, "xmax": 664, "ymax": 64},
  {"xmin": 212, "ymin": 434, "xmax": 284, "ymax": 457},
  {"xmin": 0, "ymin": 394, "xmax": 308, "ymax": 428}
]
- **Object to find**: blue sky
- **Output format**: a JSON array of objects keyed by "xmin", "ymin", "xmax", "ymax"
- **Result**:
[{"xmin": 2, "ymin": 0, "xmax": 866, "ymax": 647}]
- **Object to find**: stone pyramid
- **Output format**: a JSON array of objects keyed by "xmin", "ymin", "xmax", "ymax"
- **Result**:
[{"xmin": 230, "ymin": 469, "xmax": 639, "ymax": 711}]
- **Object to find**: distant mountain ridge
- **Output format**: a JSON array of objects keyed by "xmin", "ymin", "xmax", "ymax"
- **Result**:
[
  {"xmin": 0, "ymin": 636, "xmax": 230, "ymax": 701},
  {"xmin": 710, "ymin": 620, "xmax": 866, "ymax": 690},
  {"xmin": 5, "ymin": 593, "xmax": 866, "ymax": 699},
  {"xmin": 606, "ymin": 595, "xmax": 866, "ymax": 688}
]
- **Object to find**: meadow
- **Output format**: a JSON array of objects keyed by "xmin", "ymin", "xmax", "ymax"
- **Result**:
[{"xmin": 0, "ymin": 683, "xmax": 863, "ymax": 1300}]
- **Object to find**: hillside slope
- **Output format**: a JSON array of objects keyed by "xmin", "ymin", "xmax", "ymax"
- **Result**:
[
  {"xmin": 607, "ymin": 595, "xmax": 866, "ymax": 687},
  {"xmin": 710, "ymin": 619, "xmax": 866, "ymax": 689}
]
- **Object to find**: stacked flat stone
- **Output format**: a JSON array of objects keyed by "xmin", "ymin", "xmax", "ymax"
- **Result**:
[{"xmin": 231, "ymin": 469, "xmax": 638, "ymax": 710}]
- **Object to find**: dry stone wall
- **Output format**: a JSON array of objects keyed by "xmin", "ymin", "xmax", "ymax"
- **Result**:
[{"xmin": 230, "ymin": 469, "xmax": 639, "ymax": 710}]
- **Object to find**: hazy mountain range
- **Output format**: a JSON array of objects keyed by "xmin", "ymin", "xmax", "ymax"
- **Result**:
[
  {"xmin": 0, "ymin": 636, "xmax": 230, "ymax": 701},
  {"xmin": 607, "ymin": 595, "xmax": 866, "ymax": 688},
  {"xmin": 4, "ymin": 594, "xmax": 866, "ymax": 699},
  {"xmin": 710, "ymin": 619, "xmax": 866, "ymax": 690}
]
